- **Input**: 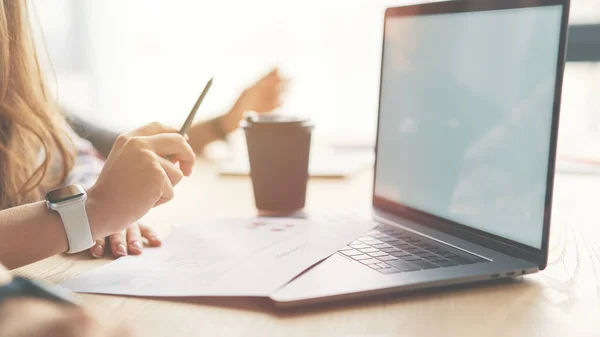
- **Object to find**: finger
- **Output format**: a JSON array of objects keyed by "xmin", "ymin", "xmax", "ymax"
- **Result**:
[
  {"xmin": 89, "ymin": 238, "xmax": 106, "ymax": 258},
  {"xmin": 139, "ymin": 223, "xmax": 162, "ymax": 247},
  {"xmin": 154, "ymin": 174, "xmax": 175, "ymax": 207},
  {"xmin": 251, "ymin": 68, "xmax": 279, "ymax": 89},
  {"xmin": 111, "ymin": 122, "xmax": 180, "ymax": 161},
  {"xmin": 128, "ymin": 122, "xmax": 179, "ymax": 137},
  {"xmin": 108, "ymin": 231, "xmax": 128, "ymax": 257},
  {"xmin": 279, "ymin": 78, "xmax": 290, "ymax": 93},
  {"xmin": 144, "ymin": 133, "xmax": 196, "ymax": 175},
  {"xmin": 262, "ymin": 67, "xmax": 280, "ymax": 82},
  {"xmin": 126, "ymin": 224, "xmax": 143, "ymax": 255},
  {"xmin": 157, "ymin": 156, "xmax": 185, "ymax": 185},
  {"xmin": 154, "ymin": 191, "xmax": 174, "ymax": 207}
]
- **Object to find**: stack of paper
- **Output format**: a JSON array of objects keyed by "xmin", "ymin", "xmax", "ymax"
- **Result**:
[{"xmin": 61, "ymin": 216, "xmax": 375, "ymax": 297}]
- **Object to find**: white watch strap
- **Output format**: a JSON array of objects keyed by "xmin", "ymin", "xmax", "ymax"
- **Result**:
[{"xmin": 56, "ymin": 203, "xmax": 95, "ymax": 254}]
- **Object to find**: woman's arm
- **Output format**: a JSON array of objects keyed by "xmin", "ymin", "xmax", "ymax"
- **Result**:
[
  {"xmin": 187, "ymin": 68, "xmax": 284, "ymax": 153},
  {"xmin": 0, "ymin": 201, "xmax": 103, "ymax": 269},
  {"xmin": 186, "ymin": 116, "xmax": 232, "ymax": 153},
  {"xmin": 0, "ymin": 123, "xmax": 196, "ymax": 269}
]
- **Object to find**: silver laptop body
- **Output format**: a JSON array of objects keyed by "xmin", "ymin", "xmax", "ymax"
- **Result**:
[{"xmin": 271, "ymin": 0, "xmax": 570, "ymax": 307}]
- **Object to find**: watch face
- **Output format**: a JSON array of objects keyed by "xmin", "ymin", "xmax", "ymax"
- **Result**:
[{"xmin": 46, "ymin": 185, "xmax": 85, "ymax": 203}]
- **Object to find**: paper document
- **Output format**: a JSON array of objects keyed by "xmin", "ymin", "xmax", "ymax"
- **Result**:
[{"xmin": 61, "ymin": 216, "xmax": 375, "ymax": 297}]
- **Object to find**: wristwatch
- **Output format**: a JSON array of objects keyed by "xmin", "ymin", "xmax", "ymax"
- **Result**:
[
  {"xmin": 0, "ymin": 276, "xmax": 77, "ymax": 306},
  {"xmin": 45, "ymin": 184, "xmax": 95, "ymax": 254}
]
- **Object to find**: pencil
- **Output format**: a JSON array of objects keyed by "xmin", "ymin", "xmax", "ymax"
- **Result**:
[
  {"xmin": 165, "ymin": 77, "xmax": 213, "ymax": 161},
  {"xmin": 179, "ymin": 77, "xmax": 213, "ymax": 136}
]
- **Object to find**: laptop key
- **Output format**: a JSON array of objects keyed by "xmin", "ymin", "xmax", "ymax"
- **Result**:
[
  {"xmin": 409, "ymin": 260, "xmax": 438, "ymax": 269},
  {"xmin": 390, "ymin": 251, "xmax": 411, "ymax": 257},
  {"xmin": 359, "ymin": 247, "xmax": 378, "ymax": 253},
  {"xmin": 423, "ymin": 258, "xmax": 438, "ymax": 264},
  {"xmin": 368, "ymin": 233, "xmax": 388, "ymax": 239},
  {"xmin": 371, "ymin": 243, "xmax": 392, "ymax": 249},
  {"xmin": 368, "ymin": 251, "xmax": 388, "ymax": 257},
  {"xmin": 378, "ymin": 236, "xmax": 399, "ymax": 243},
  {"xmin": 340, "ymin": 249, "xmax": 363, "ymax": 256},
  {"xmin": 414, "ymin": 251, "xmax": 437, "ymax": 258},
  {"xmin": 435, "ymin": 260, "xmax": 459, "ymax": 267},
  {"xmin": 377, "ymin": 267, "xmax": 403, "ymax": 274},
  {"xmin": 386, "ymin": 259, "xmax": 420, "ymax": 272},
  {"xmin": 351, "ymin": 254, "xmax": 371, "ymax": 260},
  {"xmin": 350, "ymin": 243, "xmax": 370, "ymax": 249},
  {"xmin": 368, "ymin": 263, "xmax": 382, "ymax": 270},
  {"xmin": 360, "ymin": 258, "xmax": 380, "ymax": 265},
  {"xmin": 381, "ymin": 247, "xmax": 402, "ymax": 253},
  {"xmin": 404, "ymin": 247, "xmax": 422, "ymax": 253},
  {"xmin": 452, "ymin": 257, "xmax": 477, "ymax": 265},
  {"xmin": 399, "ymin": 255, "xmax": 422, "ymax": 262},
  {"xmin": 360, "ymin": 239, "xmax": 382, "ymax": 245},
  {"xmin": 376, "ymin": 255, "xmax": 398, "ymax": 261}
]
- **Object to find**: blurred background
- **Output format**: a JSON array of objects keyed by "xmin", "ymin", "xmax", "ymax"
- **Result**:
[{"xmin": 30, "ymin": 0, "xmax": 600, "ymax": 172}]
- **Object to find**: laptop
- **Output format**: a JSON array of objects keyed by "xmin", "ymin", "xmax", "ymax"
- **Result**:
[{"xmin": 270, "ymin": 0, "xmax": 570, "ymax": 307}]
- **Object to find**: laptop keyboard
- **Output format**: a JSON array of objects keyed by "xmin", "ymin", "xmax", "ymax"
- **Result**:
[{"xmin": 339, "ymin": 223, "xmax": 489, "ymax": 274}]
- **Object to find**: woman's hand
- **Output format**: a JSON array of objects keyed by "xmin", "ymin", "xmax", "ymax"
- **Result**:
[
  {"xmin": 86, "ymin": 122, "xmax": 195, "ymax": 240},
  {"xmin": 220, "ymin": 68, "xmax": 286, "ymax": 132},
  {"xmin": 89, "ymin": 222, "xmax": 161, "ymax": 258}
]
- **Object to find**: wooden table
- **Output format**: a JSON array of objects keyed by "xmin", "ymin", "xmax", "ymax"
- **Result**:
[{"xmin": 12, "ymin": 159, "xmax": 600, "ymax": 337}]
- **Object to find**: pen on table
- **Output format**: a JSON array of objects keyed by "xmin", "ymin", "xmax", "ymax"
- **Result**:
[{"xmin": 165, "ymin": 77, "xmax": 213, "ymax": 160}]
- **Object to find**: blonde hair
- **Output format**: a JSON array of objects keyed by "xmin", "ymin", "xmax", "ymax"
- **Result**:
[{"xmin": 0, "ymin": 0, "xmax": 74, "ymax": 208}]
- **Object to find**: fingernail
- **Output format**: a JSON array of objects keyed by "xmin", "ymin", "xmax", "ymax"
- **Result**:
[
  {"xmin": 116, "ymin": 244, "xmax": 128, "ymax": 256},
  {"xmin": 150, "ymin": 236, "xmax": 162, "ymax": 246},
  {"xmin": 132, "ymin": 241, "xmax": 143, "ymax": 251},
  {"xmin": 91, "ymin": 244, "xmax": 104, "ymax": 258}
]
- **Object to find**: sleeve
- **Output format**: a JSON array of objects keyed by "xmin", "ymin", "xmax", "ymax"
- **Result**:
[
  {"xmin": 63, "ymin": 125, "xmax": 106, "ymax": 190},
  {"xmin": 65, "ymin": 113, "xmax": 120, "ymax": 159}
]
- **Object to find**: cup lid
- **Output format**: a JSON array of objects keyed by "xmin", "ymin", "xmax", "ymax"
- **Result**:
[{"xmin": 241, "ymin": 115, "xmax": 313, "ymax": 128}]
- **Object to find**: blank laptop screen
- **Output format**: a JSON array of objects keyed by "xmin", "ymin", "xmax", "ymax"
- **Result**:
[{"xmin": 374, "ymin": 4, "xmax": 563, "ymax": 249}]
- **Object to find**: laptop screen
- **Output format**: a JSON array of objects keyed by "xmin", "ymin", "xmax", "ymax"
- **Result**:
[{"xmin": 374, "ymin": 4, "xmax": 563, "ymax": 249}]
